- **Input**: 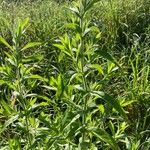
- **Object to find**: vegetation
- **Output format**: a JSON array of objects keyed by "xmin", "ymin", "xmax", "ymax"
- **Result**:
[{"xmin": 0, "ymin": 0, "xmax": 149, "ymax": 149}]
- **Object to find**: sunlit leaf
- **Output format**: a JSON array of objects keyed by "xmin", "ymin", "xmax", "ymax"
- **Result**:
[
  {"xmin": 28, "ymin": 75, "xmax": 48, "ymax": 82},
  {"xmin": 0, "ymin": 36, "xmax": 13, "ymax": 51},
  {"xmin": 89, "ymin": 64, "xmax": 104, "ymax": 75},
  {"xmin": 22, "ymin": 42, "xmax": 41, "ymax": 51}
]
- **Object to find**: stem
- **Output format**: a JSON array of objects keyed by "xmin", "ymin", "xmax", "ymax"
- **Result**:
[
  {"xmin": 25, "ymin": 110, "xmax": 32, "ymax": 149},
  {"xmin": 14, "ymin": 35, "xmax": 32, "ymax": 149},
  {"xmin": 79, "ymin": 9, "xmax": 89, "ymax": 143}
]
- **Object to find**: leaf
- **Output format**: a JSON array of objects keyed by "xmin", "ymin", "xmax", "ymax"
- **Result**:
[
  {"xmin": 39, "ymin": 102, "xmax": 49, "ymax": 106},
  {"xmin": 54, "ymin": 43, "xmax": 71, "ymax": 57},
  {"xmin": 89, "ymin": 127, "xmax": 120, "ymax": 150},
  {"xmin": 42, "ymin": 85, "xmax": 57, "ymax": 91},
  {"xmin": 83, "ymin": 28, "xmax": 91, "ymax": 37},
  {"xmin": 22, "ymin": 54, "xmax": 43, "ymax": 63},
  {"xmin": 0, "ymin": 80, "xmax": 5, "ymax": 85},
  {"xmin": 69, "ymin": 72, "xmax": 82, "ymax": 83},
  {"xmin": 73, "ymin": 84, "xmax": 84, "ymax": 91},
  {"xmin": 0, "ymin": 36, "xmax": 13, "ymax": 51},
  {"xmin": 91, "ymin": 91, "xmax": 127, "ymax": 119},
  {"xmin": 26, "ymin": 104, "xmax": 40, "ymax": 115},
  {"xmin": 89, "ymin": 64, "xmax": 104, "ymax": 75},
  {"xmin": 84, "ymin": 0, "xmax": 101, "ymax": 12},
  {"xmin": 6, "ymin": 58, "xmax": 16, "ymax": 66},
  {"xmin": 20, "ymin": 18, "xmax": 29, "ymax": 34},
  {"xmin": 65, "ymin": 23, "xmax": 78, "ymax": 30},
  {"xmin": 15, "ymin": 18, "xmax": 29, "ymax": 37},
  {"xmin": 98, "ymin": 50, "xmax": 121, "ymax": 68},
  {"xmin": 37, "ymin": 95, "xmax": 54, "ymax": 104},
  {"xmin": 98, "ymin": 104, "xmax": 105, "ymax": 114},
  {"xmin": 56, "ymin": 74, "xmax": 65, "ymax": 98},
  {"xmin": 69, "ymin": 7, "xmax": 80, "ymax": 18},
  {"xmin": 53, "ymin": 44, "xmax": 65, "ymax": 51},
  {"xmin": 0, "ymin": 100, "xmax": 13, "ymax": 115},
  {"xmin": 28, "ymin": 75, "xmax": 48, "ymax": 82},
  {"xmin": 63, "ymin": 114, "xmax": 80, "ymax": 131},
  {"xmin": 65, "ymin": 99, "xmax": 82, "ymax": 110},
  {"xmin": 107, "ymin": 61, "xmax": 115, "ymax": 74},
  {"xmin": 24, "ymin": 93, "xmax": 37, "ymax": 98},
  {"xmin": 58, "ymin": 51, "xmax": 64, "ymax": 62},
  {"xmin": 0, "ymin": 114, "xmax": 19, "ymax": 134},
  {"xmin": 22, "ymin": 42, "xmax": 41, "ymax": 51}
]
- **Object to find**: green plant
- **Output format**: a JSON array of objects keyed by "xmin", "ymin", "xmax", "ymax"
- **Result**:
[
  {"xmin": 0, "ymin": 18, "xmax": 42, "ymax": 149},
  {"xmin": 49, "ymin": 0, "xmax": 127, "ymax": 149},
  {"xmin": 0, "ymin": 0, "xmax": 149, "ymax": 149}
]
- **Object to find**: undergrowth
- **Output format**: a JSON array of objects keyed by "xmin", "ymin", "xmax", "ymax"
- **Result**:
[{"xmin": 0, "ymin": 0, "xmax": 149, "ymax": 149}]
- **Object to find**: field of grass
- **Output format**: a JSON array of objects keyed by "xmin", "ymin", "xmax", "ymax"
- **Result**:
[{"xmin": 0, "ymin": 0, "xmax": 150, "ymax": 149}]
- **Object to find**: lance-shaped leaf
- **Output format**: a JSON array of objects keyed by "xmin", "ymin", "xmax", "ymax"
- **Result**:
[
  {"xmin": 69, "ymin": 7, "xmax": 81, "ymax": 18},
  {"xmin": 28, "ymin": 75, "xmax": 48, "ymax": 82},
  {"xmin": 84, "ymin": 0, "xmax": 101, "ymax": 12},
  {"xmin": 54, "ymin": 43, "xmax": 71, "ymax": 57},
  {"xmin": 91, "ymin": 91, "xmax": 127, "ymax": 119},
  {"xmin": 89, "ymin": 64, "xmax": 104, "ymax": 75},
  {"xmin": 62, "ymin": 114, "xmax": 80, "ymax": 132},
  {"xmin": 0, "ymin": 36, "xmax": 13, "ymax": 51},
  {"xmin": 89, "ymin": 127, "xmax": 121, "ymax": 150},
  {"xmin": 97, "ymin": 49, "xmax": 121, "ymax": 68},
  {"xmin": 0, "ymin": 80, "xmax": 5, "ymax": 85},
  {"xmin": 21, "ymin": 42, "xmax": 41, "ymax": 51},
  {"xmin": 0, "ymin": 100, "xmax": 13, "ymax": 115},
  {"xmin": 0, "ymin": 114, "xmax": 20, "ymax": 134}
]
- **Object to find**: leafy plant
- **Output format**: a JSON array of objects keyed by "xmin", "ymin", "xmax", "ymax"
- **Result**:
[
  {"xmin": 0, "ymin": 0, "xmax": 149, "ymax": 149},
  {"xmin": 0, "ymin": 18, "xmax": 42, "ymax": 149}
]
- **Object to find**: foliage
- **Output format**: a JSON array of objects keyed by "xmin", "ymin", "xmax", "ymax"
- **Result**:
[{"xmin": 0, "ymin": 0, "xmax": 149, "ymax": 149}]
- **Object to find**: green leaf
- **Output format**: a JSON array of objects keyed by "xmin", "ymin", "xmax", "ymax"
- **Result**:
[
  {"xmin": 84, "ymin": 0, "xmax": 101, "ymax": 12},
  {"xmin": 22, "ymin": 54, "xmax": 43, "ymax": 63},
  {"xmin": 83, "ymin": 28, "xmax": 91, "ymax": 37},
  {"xmin": 91, "ymin": 91, "xmax": 127, "ymax": 119},
  {"xmin": 0, "ymin": 36, "xmax": 13, "ymax": 51},
  {"xmin": 63, "ymin": 114, "xmax": 80, "ymax": 131},
  {"xmin": 37, "ymin": 95, "xmax": 54, "ymax": 104},
  {"xmin": 0, "ymin": 114, "xmax": 19, "ymax": 134},
  {"xmin": 98, "ymin": 50, "xmax": 121, "ymax": 68},
  {"xmin": 89, "ymin": 127, "xmax": 121, "ymax": 150},
  {"xmin": 42, "ymin": 85, "xmax": 57, "ymax": 91},
  {"xmin": 54, "ymin": 43, "xmax": 71, "ymax": 57},
  {"xmin": 69, "ymin": 7, "xmax": 80, "ymax": 18},
  {"xmin": 107, "ymin": 61, "xmax": 116, "ymax": 74},
  {"xmin": 56, "ymin": 74, "xmax": 64, "ymax": 98},
  {"xmin": 65, "ymin": 23, "xmax": 79, "ymax": 30},
  {"xmin": 6, "ymin": 58, "xmax": 16, "ymax": 66},
  {"xmin": 28, "ymin": 75, "xmax": 48, "ymax": 82},
  {"xmin": 20, "ymin": 18, "xmax": 29, "ymax": 33},
  {"xmin": 0, "ymin": 100, "xmax": 13, "ymax": 115},
  {"xmin": 98, "ymin": 104, "xmax": 105, "ymax": 114},
  {"xmin": 73, "ymin": 84, "xmax": 84, "ymax": 91},
  {"xmin": 58, "ymin": 51, "xmax": 64, "ymax": 62},
  {"xmin": 0, "ymin": 80, "xmax": 5, "ymax": 85},
  {"xmin": 22, "ymin": 42, "xmax": 41, "ymax": 51},
  {"xmin": 89, "ymin": 64, "xmax": 104, "ymax": 75},
  {"xmin": 65, "ymin": 99, "xmax": 83, "ymax": 110}
]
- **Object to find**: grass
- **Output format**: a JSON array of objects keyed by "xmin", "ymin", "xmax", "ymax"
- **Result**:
[{"xmin": 0, "ymin": 0, "xmax": 150, "ymax": 149}]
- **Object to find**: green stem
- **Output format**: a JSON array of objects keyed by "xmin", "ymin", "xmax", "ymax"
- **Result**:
[
  {"xmin": 25, "ymin": 111, "xmax": 32, "ymax": 149},
  {"xmin": 15, "ymin": 37, "xmax": 32, "ymax": 148},
  {"xmin": 79, "ymin": 11, "xmax": 89, "ymax": 144}
]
